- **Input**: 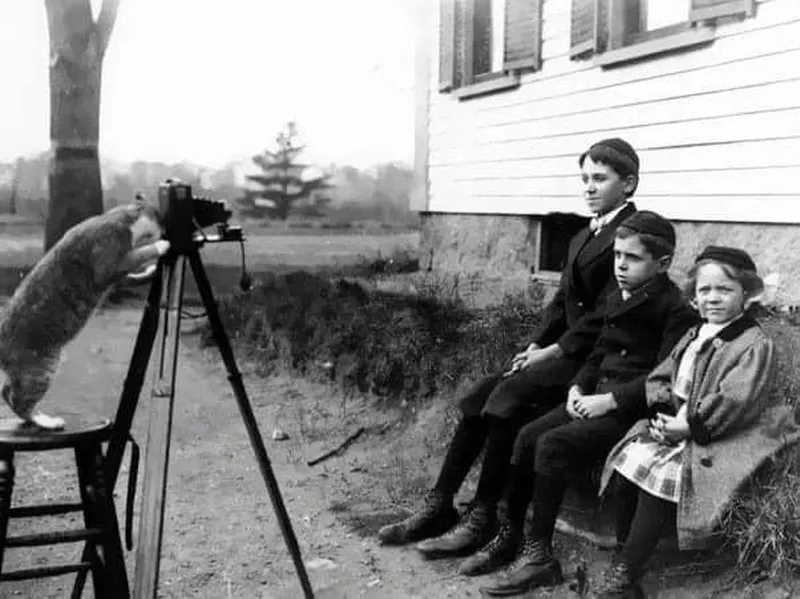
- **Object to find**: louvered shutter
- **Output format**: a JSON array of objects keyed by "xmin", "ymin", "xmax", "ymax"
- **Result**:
[
  {"xmin": 473, "ymin": 0, "xmax": 493, "ymax": 76},
  {"xmin": 439, "ymin": 0, "xmax": 456, "ymax": 91},
  {"xmin": 570, "ymin": 0, "xmax": 606, "ymax": 59},
  {"xmin": 504, "ymin": 0, "xmax": 543, "ymax": 71},
  {"xmin": 690, "ymin": 0, "xmax": 755, "ymax": 23},
  {"xmin": 454, "ymin": 0, "xmax": 472, "ymax": 86}
]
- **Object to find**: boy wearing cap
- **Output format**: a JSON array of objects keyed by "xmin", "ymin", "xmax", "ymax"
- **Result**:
[
  {"xmin": 377, "ymin": 139, "xmax": 642, "ymax": 555},
  {"xmin": 475, "ymin": 211, "xmax": 699, "ymax": 594}
]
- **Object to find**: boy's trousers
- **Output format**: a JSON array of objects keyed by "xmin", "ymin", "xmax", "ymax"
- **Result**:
[
  {"xmin": 459, "ymin": 355, "xmax": 581, "ymax": 420},
  {"xmin": 511, "ymin": 403, "xmax": 640, "ymax": 479}
]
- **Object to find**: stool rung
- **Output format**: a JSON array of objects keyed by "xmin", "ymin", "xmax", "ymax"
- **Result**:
[
  {"xmin": 8, "ymin": 502, "xmax": 84, "ymax": 518},
  {"xmin": 0, "ymin": 561, "xmax": 93, "ymax": 582},
  {"xmin": 6, "ymin": 527, "xmax": 104, "ymax": 547}
]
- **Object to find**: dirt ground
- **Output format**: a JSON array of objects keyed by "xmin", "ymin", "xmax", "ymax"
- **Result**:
[{"xmin": 1, "ymin": 302, "xmax": 798, "ymax": 598}]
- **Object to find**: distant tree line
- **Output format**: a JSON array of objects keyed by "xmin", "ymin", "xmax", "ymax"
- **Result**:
[{"xmin": 0, "ymin": 153, "xmax": 418, "ymax": 229}]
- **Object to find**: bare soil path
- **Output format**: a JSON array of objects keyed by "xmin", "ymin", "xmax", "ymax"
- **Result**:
[{"xmin": 1, "ymin": 303, "xmax": 796, "ymax": 598}]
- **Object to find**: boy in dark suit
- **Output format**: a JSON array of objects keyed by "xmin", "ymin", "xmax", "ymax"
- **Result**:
[
  {"xmin": 378, "ymin": 139, "xmax": 642, "ymax": 557},
  {"xmin": 476, "ymin": 211, "xmax": 699, "ymax": 595}
]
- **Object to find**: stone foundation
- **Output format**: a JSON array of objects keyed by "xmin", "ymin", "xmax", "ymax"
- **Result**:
[
  {"xmin": 418, "ymin": 212, "xmax": 545, "ymax": 308},
  {"xmin": 420, "ymin": 212, "xmax": 800, "ymax": 308}
]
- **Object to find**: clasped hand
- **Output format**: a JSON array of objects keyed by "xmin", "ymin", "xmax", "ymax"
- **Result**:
[
  {"xmin": 503, "ymin": 343, "xmax": 543, "ymax": 377},
  {"xmin": 566, "ymin": 386, "xmax": 616, "ymax": 420},
  {"xmin": 648, "ymin": 410, "xmax": 690, "ymax": 445}
]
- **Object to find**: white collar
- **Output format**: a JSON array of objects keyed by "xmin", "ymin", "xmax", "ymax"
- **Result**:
[{"xmin": 590, "ymin": 201, "xmax": 629, "ymax": 234}]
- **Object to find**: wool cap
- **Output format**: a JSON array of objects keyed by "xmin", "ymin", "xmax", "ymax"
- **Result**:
[
  {"xmin": 695, "ymin": 245, "xmax": 757, "ymax": 272},
  {"xmin": 618, "ymin": 210, "xmax": 675, "ymax": 249},
  {"xmin": 581, "ymin": 137, "xmax": 640, "ymax": 176}
]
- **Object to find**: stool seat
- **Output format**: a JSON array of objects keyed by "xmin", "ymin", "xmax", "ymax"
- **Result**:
[{"xmin": 0, "ymin": 417, "xmax": 112, "ymax": 451}]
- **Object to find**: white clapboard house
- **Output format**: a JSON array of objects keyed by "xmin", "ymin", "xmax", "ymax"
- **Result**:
[{"xmin": 411, "ymin": 0, "xmax": 800, "ymax": 304}]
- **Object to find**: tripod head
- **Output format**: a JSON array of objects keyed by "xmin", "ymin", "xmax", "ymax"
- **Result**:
[{"xmin": 157, "ymin": 179, "xmax": 252, "ymax": 291}]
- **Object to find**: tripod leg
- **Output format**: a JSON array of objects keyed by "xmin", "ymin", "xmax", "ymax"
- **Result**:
[
  {"xmin": 133, "ymin": 255, "xmax": 186, "ymax": 599},
  {"xmin": 106, "ymin": 262, "xmax": 164, "ymax": 489},
  {"xmin": 188, "ymin": 251, "xmax": 315, "ymax": 599},
  {"xmin": 73, "ymin": 261, "xmax": 165, "ymax": 597}
]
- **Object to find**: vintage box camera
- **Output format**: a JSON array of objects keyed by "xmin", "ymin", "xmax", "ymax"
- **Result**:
[{"xmin": 158, "ymin": 179, "xmax": 241, "ymax": 252}]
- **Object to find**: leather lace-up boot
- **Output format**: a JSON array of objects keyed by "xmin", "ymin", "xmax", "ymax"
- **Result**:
[
  {"xmin": 458, "ymin": 519, "xmax": 523, "ymax": 576},
  {"xmin": 377, "ymin": 490, "xmax": 459, "ymax": 546},
  {"xmin": 589, "ymin": 560, "xmax": 644, "ymax": 599},
  {"xmin": 479, "ymin": 537, "xmax": 563, "ymax": 596},
  {"xmin": 415, "ymin": 501, "xmax": 497, "ymax": 559}
]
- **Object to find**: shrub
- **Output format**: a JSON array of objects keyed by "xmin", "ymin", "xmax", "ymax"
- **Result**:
[{"xmin": 210, "ymin": 270, "xmax": 544, "ymax": 404}]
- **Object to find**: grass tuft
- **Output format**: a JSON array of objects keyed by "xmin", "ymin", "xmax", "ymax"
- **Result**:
[
  {"xmin": 210, "ymin": 269, "xmax": 544, "ymax": 405},
  {"xmin": 718, "ymin": 311, "xmax": 800, "ymax": 578}
]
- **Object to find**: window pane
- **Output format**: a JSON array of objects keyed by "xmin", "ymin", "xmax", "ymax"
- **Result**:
[
  {"xmin": 646, "ymin": 0, "xmax": 689, "ymax": 30},
  {"xmin": 492, "ymin": 0, "xmax": 506, "ymax": 72}
]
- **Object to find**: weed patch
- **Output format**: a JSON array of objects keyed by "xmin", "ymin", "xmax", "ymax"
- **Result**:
[{"xmin": 209, "ymin": 270, "xmax": 544, "ymax": 405}]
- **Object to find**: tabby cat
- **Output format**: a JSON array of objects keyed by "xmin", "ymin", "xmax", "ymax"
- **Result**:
[{"xmin": 0, "ymin": 201, "xmax": 170, "ymax": 429}]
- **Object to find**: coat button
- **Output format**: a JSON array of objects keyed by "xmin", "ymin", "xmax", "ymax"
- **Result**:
[{"xmin": 700, "ymin": 456, "xmax": 713, "ymax": 467}]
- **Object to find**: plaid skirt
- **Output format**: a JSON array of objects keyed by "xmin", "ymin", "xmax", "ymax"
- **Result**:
[{"xmin": 610, "ymin": 435, "xmax": 686, "ymax": 503}]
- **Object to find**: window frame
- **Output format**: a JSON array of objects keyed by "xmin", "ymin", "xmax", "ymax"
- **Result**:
[
  {"xmin": 599, "ymin": 0, "xmax": 715, "ymax": 67},
  {"xmin": 439, "ymin": 0, "xmax": 543, "ymax": 100},
  {"xmin": 569, "ymin": 0, "xmax": 756, "ymax": 69}
]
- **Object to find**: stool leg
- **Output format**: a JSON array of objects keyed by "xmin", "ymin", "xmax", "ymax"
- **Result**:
[
  {"xmin": 75, "ymin": 444, "xmax": 106, "ymax": 598},
  {"xmin": 77, "ymin": 442, "xmax": 130, "ymax": 598},
  {"xmin": 0, "ymin": 451, "xmax": 14, "ymax": 574}
]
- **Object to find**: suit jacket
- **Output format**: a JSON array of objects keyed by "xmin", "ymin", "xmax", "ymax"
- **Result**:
[
  {"xmin": 571, "ymin": 273, "xmax": 700, "ymax": 418},
  {"xmin": 533, "ymin": 202, "xmax": 637, "ymax": 360},
  {"xmin": 599, "ymin": 316, "xmax": 800, "ymax": 550}
]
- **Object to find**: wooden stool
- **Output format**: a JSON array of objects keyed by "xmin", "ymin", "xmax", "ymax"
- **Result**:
[{"xmin": 0, "ymin": 416, "xmax": 130, "ymax": 598}]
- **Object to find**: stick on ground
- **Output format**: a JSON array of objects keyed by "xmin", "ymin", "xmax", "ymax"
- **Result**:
[{"xmin": 307, "ymin": 427, "xmax": 366, "ymax": 466}]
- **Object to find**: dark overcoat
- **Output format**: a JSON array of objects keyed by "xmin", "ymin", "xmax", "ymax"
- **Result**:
[
  {"xmin": 462, "ymin": 203, "xmax": 640, "ymax": 419},
  {"xmin": 532, "ymin": 202, "xmax": 637, "ymax": 360},
  {"xmin": 572, "ymin": 273, "xmax": 700, "ymax": 416}
]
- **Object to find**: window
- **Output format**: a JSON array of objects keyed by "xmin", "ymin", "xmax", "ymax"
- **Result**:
[
  {"xmin": 439, "ymin": 0, "xmax": 543, "ymax": 99},
  {"xmin": 537, "ymin": 213, "xmax": 590, "ymax": 273},
  {"xmin": 569, "ymin": 0, "xmax": 755, "ymax": 67}
]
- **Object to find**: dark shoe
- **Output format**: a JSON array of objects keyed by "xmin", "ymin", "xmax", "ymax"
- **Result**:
[
  {"xmin": 478, "ymin": 538, "xmax": 563, "ymax": 596},
  {"xmin": 590, "ymin": 560, "xmax": 644, "ymax": 599},
  {"xmin": 458, "ymin": 520, "xmax": 523, "ymax": 576},
  {"xmin": 377, "ymin": 490, "xmax": 459, "ymax": 546},
  {"xmin": 416, "ymin": 501, "xmax": 497, "ymax": 559}
]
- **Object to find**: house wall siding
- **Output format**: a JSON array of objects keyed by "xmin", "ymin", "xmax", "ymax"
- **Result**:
[
  {"xmin": 421, "ymin": 0, "xmax": 800, "ymax": 304},
  {"xmin": 427, "ymin": 0, "xmax": 800, "ymax": 222}
]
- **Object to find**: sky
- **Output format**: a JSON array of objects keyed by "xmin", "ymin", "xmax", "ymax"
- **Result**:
[{"xmin": 0, "ymin": 0, "xmax": 417, "ymax": 170}]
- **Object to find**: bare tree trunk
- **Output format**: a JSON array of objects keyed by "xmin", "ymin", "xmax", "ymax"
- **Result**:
[{"xmin": 43, "ymin": 0, "xmax": 120, "ymax": 250}]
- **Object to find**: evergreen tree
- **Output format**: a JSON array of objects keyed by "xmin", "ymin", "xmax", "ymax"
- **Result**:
[{"xmin": 238, "ymin": 122, "xmax": 332, "ymax": 220}]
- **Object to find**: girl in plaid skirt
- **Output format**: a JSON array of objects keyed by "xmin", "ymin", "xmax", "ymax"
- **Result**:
[{"xmin": 593, "ymin": 246, "xmax": 800, "ymax": 597}]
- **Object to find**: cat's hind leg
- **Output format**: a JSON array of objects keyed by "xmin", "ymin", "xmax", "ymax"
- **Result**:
[{"xmin": 3, "ymin": 367, "xmax": 64, "ymax": 430}]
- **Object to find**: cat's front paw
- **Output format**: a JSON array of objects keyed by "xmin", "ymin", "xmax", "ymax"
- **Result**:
[
  {"xmin": 155, "ymin": 240, "xmax": 171, "ymax": 256},
  {"xmin": 30, "ymin": 412, "xmax": 66, "ymax": 430}
]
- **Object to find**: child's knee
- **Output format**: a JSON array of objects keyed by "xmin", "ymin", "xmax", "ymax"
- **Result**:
[{"xmin": 534, "ymin": 431, "xmax": 572, "ymax": 474}]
